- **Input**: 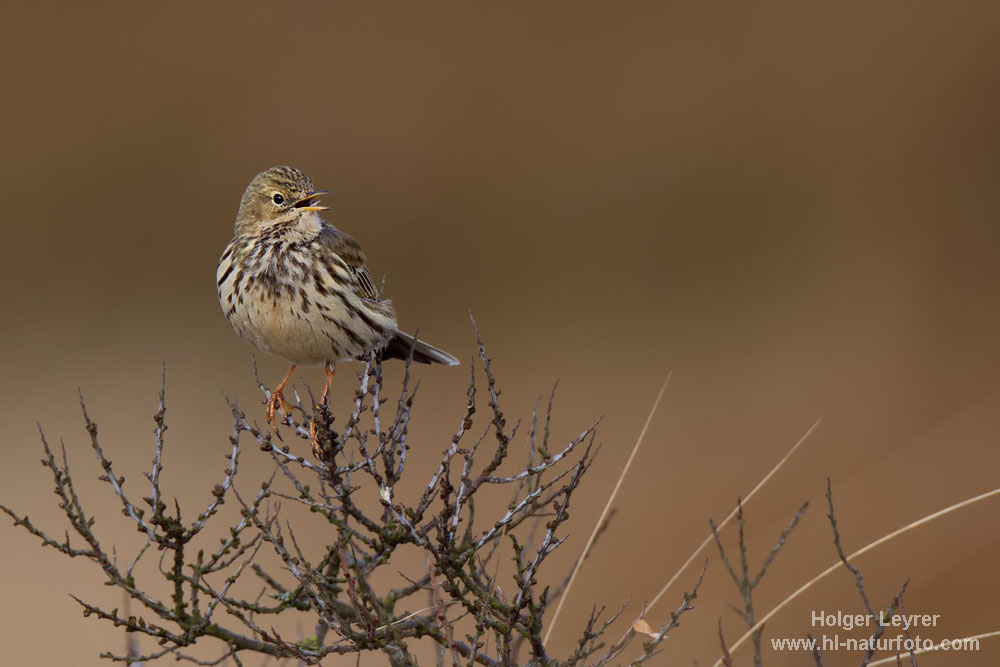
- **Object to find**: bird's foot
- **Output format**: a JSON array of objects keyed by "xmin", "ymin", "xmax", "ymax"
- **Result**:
[
  {"xmin": 309, "ymin": 419, "xmax": 323, "ymax": 459},
  {"xmin": 266, "ymin": 389, "xmax": 293, "ymax": 436}
]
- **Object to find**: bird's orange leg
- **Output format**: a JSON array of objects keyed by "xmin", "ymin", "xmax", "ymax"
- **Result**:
[
  {"xmin": 266, "ymin": 364, "xmax": 296, "ymax": 433},
  {"xmin": 320, "ymin": 363, "xmax": 336, "ymax": 406}
]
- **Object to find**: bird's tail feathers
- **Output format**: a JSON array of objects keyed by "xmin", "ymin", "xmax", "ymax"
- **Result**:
[{"xmin": 382, "ymin": 331, "xmax": 460, "ymax": 366}]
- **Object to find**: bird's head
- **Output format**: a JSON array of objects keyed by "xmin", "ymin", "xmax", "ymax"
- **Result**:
[{"xmin": 234, "ymin": 166, "xmax": 329, "ymax": 236}]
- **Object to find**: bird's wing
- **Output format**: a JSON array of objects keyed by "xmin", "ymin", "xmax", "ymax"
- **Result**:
[{"xmin": 316, "ymin": 226, "xmax": 380, "ymax": 300}]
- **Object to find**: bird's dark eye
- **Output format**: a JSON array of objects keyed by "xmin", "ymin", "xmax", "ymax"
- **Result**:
[{"xmin": 272, "ymin": 193, "xmax": 285, "ymax": 205}]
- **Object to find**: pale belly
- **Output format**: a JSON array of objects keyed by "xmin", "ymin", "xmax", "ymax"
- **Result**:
[
  {"xmin": 229, "ymin": 291, "xmax": 342, "ymax": 366},
  {"xmin": 217, "ymin": 243, "xmax": 398, "ymax": 366}
]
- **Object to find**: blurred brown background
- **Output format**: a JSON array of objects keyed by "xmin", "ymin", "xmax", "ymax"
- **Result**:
[{"xmin": 2, "ymin": 2, "xmax": 1000, "ymax": 665}]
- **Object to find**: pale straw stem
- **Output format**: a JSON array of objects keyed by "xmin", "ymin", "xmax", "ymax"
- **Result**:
[
  {"xmin": 713, "ymin": 485, "xmax": 1000, "ymax": 667},
  {"xmin": 867, "ymin": 630, "xmax": 1000, "ymax": 665},
  {"xmin": 542, "ymin": 374, "xmax": 671, "ymax": 647},
  {"xmin": 647, "ymin": 418, "xmax": 821, "ymax": 612}
]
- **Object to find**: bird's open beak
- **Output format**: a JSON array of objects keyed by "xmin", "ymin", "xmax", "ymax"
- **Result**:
[{"xmin": 293, "ymin": 191, "xmax": 329, "ymax": 211}]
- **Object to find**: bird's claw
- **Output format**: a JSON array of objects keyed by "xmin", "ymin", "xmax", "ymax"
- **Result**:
[
  {"xmin": 309, "ymin": 419, "xmax": 323, "ymax": 460},
  {"xmin": 266, "ymin": 390, "xmax": 293, "ymax": 435}
]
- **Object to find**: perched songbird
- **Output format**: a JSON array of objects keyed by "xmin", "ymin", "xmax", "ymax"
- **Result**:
[{"xmin": 217, "ymin": 166, "xmax": 458, "ymax": 430}]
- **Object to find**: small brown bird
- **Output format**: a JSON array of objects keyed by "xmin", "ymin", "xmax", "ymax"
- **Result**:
[{"xmin": 217, "ymin": 166, "xmax": 458, "ymax": 430}]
